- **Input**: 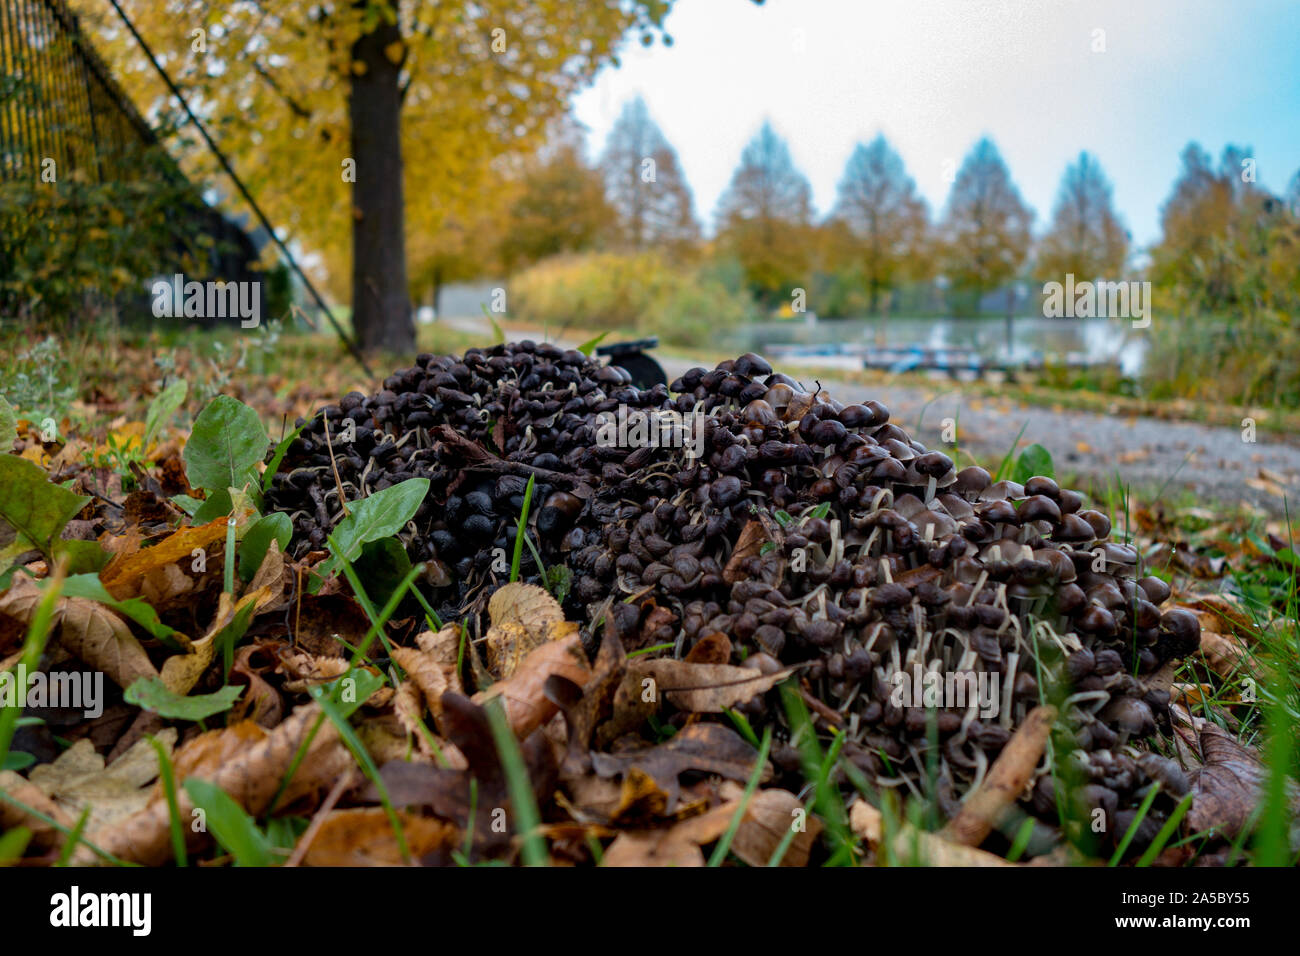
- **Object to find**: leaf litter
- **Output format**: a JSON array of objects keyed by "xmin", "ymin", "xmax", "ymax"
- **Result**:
[{"xmin": 1, "ymin": 377, "xmax": 1296, "ymax": 868}]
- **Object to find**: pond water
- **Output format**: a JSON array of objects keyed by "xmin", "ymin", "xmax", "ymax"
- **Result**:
[{"xmin": 718, "ymin": 316, "xmax": 1149, "ymax": 376}]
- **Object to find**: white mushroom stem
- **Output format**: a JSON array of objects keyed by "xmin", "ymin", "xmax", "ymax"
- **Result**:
[{"xmin": 1001, "ymin": 651, "xmax": 1019, "ymax": 730}]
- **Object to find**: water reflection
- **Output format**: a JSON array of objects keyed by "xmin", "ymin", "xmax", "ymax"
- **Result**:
[{"xmin": 721, "ymin": 317, "xmax": 1148, "ymax": 376}]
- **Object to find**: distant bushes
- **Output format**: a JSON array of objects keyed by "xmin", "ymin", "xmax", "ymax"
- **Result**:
[{"xmin": 509, "ymin": 251, "xmax": 756, "ymax": 347}]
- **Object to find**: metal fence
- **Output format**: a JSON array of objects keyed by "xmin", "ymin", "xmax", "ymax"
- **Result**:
[
  {"xmin": 0, "ymin": 0, "xmax": 163, "ymax": 184},
  {"xmin": 0, "ymin": 0, "xmax": 266, "ymax": 323}
]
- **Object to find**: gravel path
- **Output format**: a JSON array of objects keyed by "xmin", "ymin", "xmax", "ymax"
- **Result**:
[{"xmin": 438, "ymin": 317, "xmax": 1300, "ymax": 514}]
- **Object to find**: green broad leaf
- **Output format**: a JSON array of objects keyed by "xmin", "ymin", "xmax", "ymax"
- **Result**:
[
  {"xmin": 184, "ymin": 395, "xmax": 268, "ymax": 495},
  {"xmin": 310, "ymin": 478, "xmax": 430, "ymax": 593},
  {"xmin": 54, "ymin": 539, "xmax": 112, "ymax": 574},
  {"xmin": 1, "ymin": 752, "xmax": 35, "ymax": 772},
  {"xmin": 239, "ymin": 512, "xmax": 293, "ymax": 582},
  {"xmin": 808, "ymin": 502, "xmax": 831, "ymax": 520},
  {"xmin": 262, "ymin": 423, "xmax": 305, "ymax": 492},
  {"xmin": 351, "ymin": 536, "xmax": 413, "ymax": 607},
  {"xmin": 576, "ymin": 331, "xmax": 610, "ymax": 357},
  {"xmin": 143, "ymin": 378, "xmax": 188, "ymax": 449},
  {"xmin": 774, "ymin": 509, "xmax": 793, "ymax": 527},
  {"xmin": 124, "ymin": 676, "xmax": 243, "ymax": 721},
  {"xmin": 171, "ymin": 494, "xmax": 204, "ymax": 517},
  {"xmin": 192, "ymin": 488, "xmax": 233, "ymax": 523},
  {"xmin": 1012, "ymin": 443, "xmax": 1055, "ymax": 485},
  {"xmin": 0, "ymin": 455, "xmax": 91, "ymax": 575},
  {"xmin": 0, "ymin": 395, "xmax": 17, "ymax": 452},
  {"xmin": 0, "ymin": 825, "xmax": 31, "ymax": 862},
  {"xmin": 182, "ymin": 778, "xmax": 273, "ymax": 866},
  {"xmin": 54, "ymin": 573, "xmax": 181, "ymax": 645}
]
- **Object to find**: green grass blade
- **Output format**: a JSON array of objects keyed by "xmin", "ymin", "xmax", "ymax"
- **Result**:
[
  {"xmin": 708, "ymin": 726, "xmax": 772, "ymax": 866},
  {"xmin": 484, "ymin": 696, "xmax": 548, "ymax": 866}
]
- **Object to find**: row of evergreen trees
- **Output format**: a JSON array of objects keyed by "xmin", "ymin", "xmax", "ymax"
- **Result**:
[{"xmin": 456, "ymin": 96, "xmax": 1300, "ymax": 318}]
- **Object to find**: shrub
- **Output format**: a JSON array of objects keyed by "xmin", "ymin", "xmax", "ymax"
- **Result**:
[{"xmin": 509, "ymin": 251, "xmax": 755, "ymax": 347}]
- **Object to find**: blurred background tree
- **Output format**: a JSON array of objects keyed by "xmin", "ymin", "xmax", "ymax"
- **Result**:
[
  {"xmin": 1145, "ymin": 144, "xmax": 1300, "ymax": 405},
  {"xmin": 598, "ymin": 95, "xmax": 699, "ymax": 255},
  {"xmin": 496, "ymin": 126, "xmax": 614, "ymax": 275},
  {"xmin": 829, "ymin": 134, "xmax": 930, "ymax": 315},
  {"xmin": 1036, "ymin": 151, "xmax": 1129, "ymax": 281},
  {"xmin": 77, "ymin": 0, "xmax": 675, "ymax": 352},
  {"xmin": 714, "ymin": 121, "xmax": 814, "ymax": 309},
  {"xmin": 939, "ymin": 137, "xmax": 1033, "ymax": 314}
]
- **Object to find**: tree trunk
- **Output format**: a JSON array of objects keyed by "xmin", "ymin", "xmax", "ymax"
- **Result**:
[{"xmin": 349, "ymin": 18, "xmax": 413, "ymax": 354}]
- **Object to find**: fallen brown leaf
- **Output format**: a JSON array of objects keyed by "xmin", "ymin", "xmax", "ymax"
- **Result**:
[
  {"xmin": 591, "ymin": 723, "xmax": 769, "ymax": 812},
  {"xmin": 851, "ymin": 800, "xmax": 1014, "ymax": 867},
  {"xmin": 474, "ymin": 632, "xmax": 590, "ymax": 739},
  {"xmin": 299, "ymin": 807, "xmax": 457, "ymax": 866},
  {"xmin": 483, "ymin": 582, "xmax": 574, "ymax": 680},
  {"xmin": 942, "ymin": 705, "xmax": 1056, "ymax": 847},
  {"xmin": 631, "ymin": 658, "xmax": 797, "ymax": 713},
  {"xmin": 89, "ymin": 703, "xmax": 353, "ymax": 865}
]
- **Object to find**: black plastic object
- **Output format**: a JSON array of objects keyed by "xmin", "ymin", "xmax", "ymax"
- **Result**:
[{"xmin": 596, "ymin": 337, "xmax": 667, "ymax": 388}]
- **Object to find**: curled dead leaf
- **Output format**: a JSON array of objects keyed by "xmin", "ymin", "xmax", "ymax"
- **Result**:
[
  {"xmin": 723, "ymin": 520, "xmax": 769, "ymax": 585},
  {"xmin": 474, "ymin": 632, "xmax": 590, "ymax": 739},
  {"xmin": 630, "ymin": 658, "xmax": 798, "ymax": 713},
  {"xmin": 483, "ymin": 582, "xmax": 572, "ymax": 680}
]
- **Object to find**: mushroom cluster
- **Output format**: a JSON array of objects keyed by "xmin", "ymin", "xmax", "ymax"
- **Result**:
[{"xmin": 266, "ymin": 344, "xmax": 1200, "ymax": 852}]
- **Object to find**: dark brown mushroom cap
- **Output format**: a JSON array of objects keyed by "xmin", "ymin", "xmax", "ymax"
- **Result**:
[
  {"xmin": 1086, "ymin": 581, "xmax": 1126, "ymax": 610},
  {"xmin": 1035, "ymin": 548, "xmax": 1078, "ymax": 582},
  {"xmin": 1056, "ymin": 582, "xmax": 1088, "ymax": 614},
  {"xmin": 871, "ymin": 582, "xmax": 912, "ymax": 608},
  {"xmin": 1159, "ymin": 607, "xmax": 1201, "ymax": 656},
  {"xmin": 1065, "ymin": 647, "xmax": 1096, "ymax": 680},
  {"xmin": 1019, "ymin": 494, "xmax": 1062, "ymax": 524},
  {"xmin": 764, "ymin": 371, "xmax": 801, "ymax": 389},
  {"xmin": 913, "ymin": 450, "xmax": 954, "ymax": 477},
  {"xmin": 871, "ymin": 458, "xmax": 907, "ymax": 482},
  {"xmin": 862, "ymin": 400, "xmax": 890, "ymax": 425},
  {"xmin": 977, "ymin": 499, "xmax": 1019, "ymax": 526},
  {"xmin": 1023, "ymin": 475, "xmax": 1060, "ymax": 500},
  {"xmin": 1101, "ymin": 697, "xmax": 1155, "ymax": 738},
  {"xmin": 839, "ymin": 403, "xmax": 886, "ymax": 428},
  {"xmin": 953, "ymin": 465, "xmax": 992, "ymax": 497},
  {"xmin": 1079, "ymin": 509, "xmax": 1112, "ymax": 539},
  {"xmin": 1076, "ymin": 604, "xmax": 1118, "ymax": 637},
  {"xmin": 1137, "ymin": 753, "xmax": 1190, "ymax": 797},
  {"xmin": 732, "ymin": 352, "xmax": 772, "ymax": 378},
  {"xmin": 891, "ymin": 493, "xmax": 926, "ymax": 519},
  {"xmin": 1094, "ymin": 648, "xmax": 1124, "ymax": 675},
  {"xmin": 1137, "ymin": 575, "xmax": 1172, "ymax": 606},
  {"xmin": 1054, "ymin": 513, "xmax": 1096, "ymax": 542},
  {"xmin": 1057, "ymin": 488, "xmax": 1084, "ymax": 514},
  {"xmin": 938, "ymin": 493, "xmax": 974, "ymax": 520},
  {"xmin": 914, "ymin": 509, "xmax": 958, "ymax": 540},
  {"xmin": 1132, "ymin": 599, "xmax": 1162, "ymax": 630},
  {"xmin": 981, "ymin": 479, "xmax": 1025, "ymax": 501},
  {"xmin": 1101, "ymin": 541, "xmax": 1138, "ymax": 568},
  {"xmin": 882, "ymin": 438, "xmax": 916, "ymax": 461}
]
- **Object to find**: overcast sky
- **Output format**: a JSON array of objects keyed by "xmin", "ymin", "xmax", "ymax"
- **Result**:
[{"xmin": 572, "ymin": 0, "xmax": 1300, "ymax": 248}]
